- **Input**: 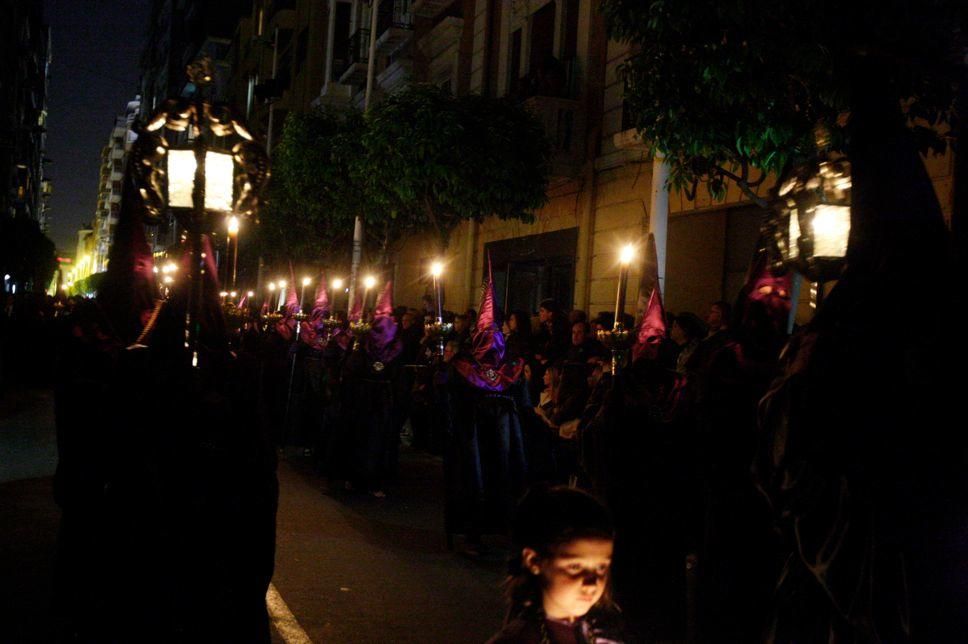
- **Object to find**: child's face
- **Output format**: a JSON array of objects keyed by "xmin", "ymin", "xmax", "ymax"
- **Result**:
[{"xmin": 526, "ymin": 538, "xmax": 613, "ymax": 622}]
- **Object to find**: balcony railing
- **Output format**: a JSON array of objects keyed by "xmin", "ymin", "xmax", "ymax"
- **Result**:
[
  {"xmin": 523, "ymin": 95, "xmax": 584, "ymax": 179},
  {"xmin": 338, "ymin": 29, "xmax": 370, "ymax": 86},
  {"xmin": 377, "ymin": 0, "xmax": 413, "ymax": 35},
  {"xmin": 376, "ymin": 0, "xmax": 414, "ymax": 55}
]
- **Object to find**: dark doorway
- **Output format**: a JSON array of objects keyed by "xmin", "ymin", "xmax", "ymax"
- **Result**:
[{"xmin": 485, "ymin": 228, "xmax": 578, "ymax": 315}]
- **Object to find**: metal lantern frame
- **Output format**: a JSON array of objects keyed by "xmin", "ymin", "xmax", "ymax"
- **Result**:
[
  {"xmin": 775, "ymin": 152, "xmax": 851, "ymax": 285},
  {"xmin": 130, "ymin": 58, "xmax": 270, "ymax": 366}
]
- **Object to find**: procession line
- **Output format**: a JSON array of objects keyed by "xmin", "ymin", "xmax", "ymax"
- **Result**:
[{"xmin": 267, "ymin": 582, "xmax": 313, "ymax": 644}]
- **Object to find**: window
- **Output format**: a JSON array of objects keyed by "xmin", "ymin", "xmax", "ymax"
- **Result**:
[
  {"xmin": 486, "ymin": 228, "xmax": 578, "ymax": 314},
  {"xmin": 507, "ymin": 29, "xmax": 521, "ymax": 96},
  {"xmin": 295, "ymin": 27, "xmax": 308, "ymax": 76},
  {"xmin": 529, "ymin": 1, "xmax": 556, "ymax": 75},
  {"xmin": 331, "ymin": 2, "xmax": 352, "ymax": 81},
  {"xmin": 113, "ymin": 159, "xmax": 123, "ymax": 172}
]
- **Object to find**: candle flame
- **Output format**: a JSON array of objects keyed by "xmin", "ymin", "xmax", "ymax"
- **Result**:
[{"xmin": 619, "ymin": 244, "xmax": 635, "ymax": 265}]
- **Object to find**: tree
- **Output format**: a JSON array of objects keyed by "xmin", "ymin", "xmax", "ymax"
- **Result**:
[
  {"xmin": 257, "ymin": 107, "xmax": 372, "ymax": 268},
  {"xmin": 361, "ymin": 84, "xmax": 552, "ymax": 251},
  {"xmin": 603, "ymin": 0, "xmax": 966, "ymax": 206},
  {"xmin": 263, "ymin": 86, "xmax": 552, "ymax": 266},
  {"xmin": 0, "ymin": 214, "xmax": 57, "ymax": 290}
]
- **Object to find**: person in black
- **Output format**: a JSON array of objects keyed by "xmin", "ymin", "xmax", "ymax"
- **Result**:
[{"xmin": 52, "ymin": 148, "xmax": 277, "ymax": 641}]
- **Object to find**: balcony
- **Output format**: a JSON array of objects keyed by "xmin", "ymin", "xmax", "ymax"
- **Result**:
[
  {"xmin": 417, "ymin": 16, "xmax": 462, "ymax": 61},
  {"xmin": 377, "ymin": 57, "xmax": 412, "ymax": 93},
  {"xmin": 338, "ymin": 29, "xmax": 370, "ymax": 86},
  {"xmin": 523, "ymin": 96, "xmax": 585, "ymax": 179},
  {"xmin": 376, "ymin": 0, "xmax": 413, "ymax": 56},
  {"xmin": 411, "ymin": 0, "xmax": 452, "ymax": 19}
]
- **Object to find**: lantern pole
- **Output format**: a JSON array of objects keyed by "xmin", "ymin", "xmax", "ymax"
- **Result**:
[{"xmin": 186, "ymin": 87, "xmax": 208, "ymax": 369}]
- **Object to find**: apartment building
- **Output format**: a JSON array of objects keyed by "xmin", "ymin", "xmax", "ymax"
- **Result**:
[
  {"xmin": 91, "ymin": 98, "xmax": 141, "ymax": 273},
  {"xmin": 1, "ymin": 0, "xmax": 51, "ymax": 229},
  {"xmin": 381, "ymin": 0, "xmax": 957, "ymax": 322},
  {"xmin": 181, "ymin": 1, "xmax": 958, "ymax": 320}
]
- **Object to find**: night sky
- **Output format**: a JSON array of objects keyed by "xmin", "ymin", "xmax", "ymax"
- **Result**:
[{"xmin": 43, "ymin": 0, "xmax": 151, "ymax": 253}]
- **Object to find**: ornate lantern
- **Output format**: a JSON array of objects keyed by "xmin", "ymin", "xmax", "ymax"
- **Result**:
[
  {"xmin": 131, "ymin": 57, "xmax": 270, "ymax": 366},
  {"xmin": 776, "ymin": 153, "xmax": 851, "ymax": 283}
]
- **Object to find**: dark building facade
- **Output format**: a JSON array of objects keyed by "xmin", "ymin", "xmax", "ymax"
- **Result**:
[{"xmin": 0, "ymin": 0, "xmax": 51, "ymax": 228}]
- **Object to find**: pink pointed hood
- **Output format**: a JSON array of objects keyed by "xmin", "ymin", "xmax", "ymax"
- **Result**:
[
  {"xmin": 364, "ymin": 281, "xmax": 401, "ymax": 362},
  {"xmin": 632, "ymin": 287, "xmax": 666, "ymax": 362},
  {"xmin": 738, "ymin": 246, "xmax": 792, "ymax": 335},
  {"xmin": 349, "ymin": 291, "xmax": 363, "ymax": 323},
  {"xmin": 454, "ymin": 258, "xmax": 523, "ymax": 391},
  {"xmin": 312, "ymin": 271, "xmax": 329, "ymax": 318},
  {"xmin": 97, "ymin": 151, "xmax": 158, "ymax": 345}
]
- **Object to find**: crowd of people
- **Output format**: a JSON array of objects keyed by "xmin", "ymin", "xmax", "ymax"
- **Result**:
[
  {"xmin": 237, "ymin": 250, "xmax": 795, "ymax": 642},
  {"xmin": 10, "ymin": 233, "xmax": 960, "ymax": 642},
  {"xmin": 1, "ymin": 246, "xmax": 800, "ymax": 641}
]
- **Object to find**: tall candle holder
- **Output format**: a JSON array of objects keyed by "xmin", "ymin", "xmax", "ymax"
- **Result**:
[{"xmin": 601, "ymin": 243, "xmax": 637, "ymax": 377}]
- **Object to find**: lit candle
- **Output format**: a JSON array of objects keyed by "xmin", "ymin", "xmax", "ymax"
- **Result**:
[
  {"xmin": 331, "ymin": 278, "xmax": 344, "ymax": 314},
  {"xmin": 277, "ymin": 279, "xmax": 287, "ymax": 310},
  {"xmin": 430, "ymin": 261, "xmax": 444, "ymax": 322},
  {"xmin": 300, "ymin": 276, "xmax": 311, "ymax": 311},
  {"xmin": 614, "ymin": 244, "xmax": 635, "ymax": 329},
  {"xmin": 363, "ymin": 275, "xmax": 376, "ymax": 316}
]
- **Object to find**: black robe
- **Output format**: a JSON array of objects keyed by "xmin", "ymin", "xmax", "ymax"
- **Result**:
[{"xmin": 53, "ymin": 299, "xmax": 278, "ymax": 642}]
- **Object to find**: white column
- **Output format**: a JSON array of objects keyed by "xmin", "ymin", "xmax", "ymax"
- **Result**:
[
  {"xmin": 648, "ymin": 152, "xmax": 669, "ymax": 292},
  {"xmin": 349, "ymin": 0, "xmax": 381, "ymax": 312},
  {"xmin": 323, "ymin": 0, "xmax": 337, "ymax": 94}
]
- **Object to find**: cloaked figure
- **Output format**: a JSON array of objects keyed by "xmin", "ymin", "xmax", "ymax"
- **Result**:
[
  {"xmin": 52, "ymin": 128, "xmax": 277, "ymax": 642},
  {"xmin": 582, "ymin": 278, "xmax": 688, "ymax": 642},
  {"xmin": 684, "ymin": 244, "xmax": 791, "ymax": 642},
  {"xmin": 754, "ymin": 91, "xmax": 968, "ymax": 642},
  {"xmin": 446, "ymin": 263, "xmax": 526, "ymax": 552},
  {"xmin": 338, "ymin": 281, "xmax": 403, "ymax": 496}
]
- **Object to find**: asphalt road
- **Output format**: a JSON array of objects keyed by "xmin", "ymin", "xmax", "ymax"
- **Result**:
[{"xmin": 0, "ymin": 387, "xmax": 506, "ymax": 643}]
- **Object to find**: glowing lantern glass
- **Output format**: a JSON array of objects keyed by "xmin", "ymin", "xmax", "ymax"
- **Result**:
[
  {"xmin": 166, "ymin": 149, "xmax": 235, "ymax": 212},
  {"xmin": 778, "ymin": 156, "xmax": 851, "ymax": 282}
]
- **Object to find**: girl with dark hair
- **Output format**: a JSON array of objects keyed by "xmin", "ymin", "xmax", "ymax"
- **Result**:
[
  {"xmin": 487, "ymin": 486, "xmax": 627, "ymax": 644},
  {"xmin": 489, "ymin": 486, "xmax": 625, "ymax": 644}
]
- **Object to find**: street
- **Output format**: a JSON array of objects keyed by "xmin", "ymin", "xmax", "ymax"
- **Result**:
[{"xmin": 0, "ymin": 387, "xmax": 505, "ymax": 643}]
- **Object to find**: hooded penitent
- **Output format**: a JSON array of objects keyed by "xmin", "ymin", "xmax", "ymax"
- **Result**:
[
  {"xmin": 364, "ymin": 281, "xmax": 402, "ymax": 363},
  {"xmin": 453, "ymin": 262, "xmax": 524, "ymax": 392},
  {"xmin": 736, "ymin": 246, "xmax": 792, "ymax": 336},
  {"xmin": 312, "ymin": 273, "xmax": 329, "ymax": 320},
  {"xmin": 96, "ymin": 139, "xmax": 159, "ymax": 346},
  {"xmin": 348, "ymin": 291, "xmax": 363, "ymax": 323},
  {"xmin": 173, "ymin": 234, "xmax": 227, "ymax": 349},
  {"xmin": 632, "ymin": 286, "xmax": 666, "ymax": 363}
]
